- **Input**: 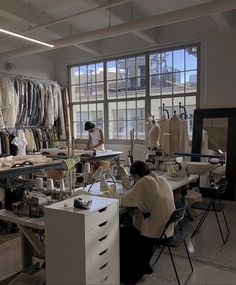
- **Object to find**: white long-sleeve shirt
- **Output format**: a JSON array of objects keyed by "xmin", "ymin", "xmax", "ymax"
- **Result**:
[{"xmin": 121, "ymin": 172, "xmax": 175, "ymax": 238}]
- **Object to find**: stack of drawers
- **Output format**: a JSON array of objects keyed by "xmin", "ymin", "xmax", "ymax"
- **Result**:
[{"xmin": 45, "ymin": 195, "xmax": 119, "ymax": 285}]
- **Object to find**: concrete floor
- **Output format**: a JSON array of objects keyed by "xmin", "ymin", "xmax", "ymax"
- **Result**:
[{"xmin": 0, "ymin": 200, "xmax": 236, "ymax": 284}]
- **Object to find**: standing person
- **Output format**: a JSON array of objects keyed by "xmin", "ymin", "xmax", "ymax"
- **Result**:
[
  {"xmin": 120, "ymin": 160, "xmax": 175, "ymax": 284},
  {"xmin": 84, "ymin": 121, "xmax": 105, "ymax": 151}
]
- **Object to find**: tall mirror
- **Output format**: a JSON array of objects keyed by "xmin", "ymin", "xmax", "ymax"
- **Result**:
[
  {"xmin": 192, "ymin": 108, "xmax": 236, "ymax": 201},
  {"xmin": 203, "ymin": 118, "xmax": 228, "ymax": 158}
]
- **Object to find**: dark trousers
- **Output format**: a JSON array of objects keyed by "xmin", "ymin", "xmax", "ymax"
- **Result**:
[{"xmin": 120, "ymin": 225, "xmax": 156, "ymax": 284}]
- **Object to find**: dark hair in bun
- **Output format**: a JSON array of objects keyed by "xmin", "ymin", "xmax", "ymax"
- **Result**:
[{"xmin": 84, "ymin": 121, "xmax": 95, "ymax": 130}]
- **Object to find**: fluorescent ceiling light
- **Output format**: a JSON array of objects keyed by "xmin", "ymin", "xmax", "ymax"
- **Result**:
[{"xmin": 0, "ymin": 28, "xmax": 54, "ymax": 48}]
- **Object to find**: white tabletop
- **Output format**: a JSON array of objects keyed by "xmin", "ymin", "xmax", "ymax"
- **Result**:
[
  {"xmin": 0, "ymin": 209, "xmax": 45, "ymax": 230},
  {"xmin": 0, "ymin": 174, "xmax": 198, "ymax": 230}
]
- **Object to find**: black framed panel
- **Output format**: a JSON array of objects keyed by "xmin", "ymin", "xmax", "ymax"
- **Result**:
[{"xmin": 192, "ymin": 108, "xmax": 236, "ymax": 201}]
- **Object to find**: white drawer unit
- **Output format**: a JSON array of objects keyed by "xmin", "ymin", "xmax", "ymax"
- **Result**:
[{"xmin": 44, "ymin": 195, "xmax": 119, "ymax": 285}]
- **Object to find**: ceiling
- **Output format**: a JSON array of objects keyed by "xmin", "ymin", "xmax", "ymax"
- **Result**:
[{"xmin": 0, "ymin": 0, "xmax": 235, "ymax": 60}]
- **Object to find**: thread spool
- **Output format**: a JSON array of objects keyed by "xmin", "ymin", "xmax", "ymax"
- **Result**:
[
  {"xmin": 47, "ymin": 178, "xmax": 54, "ymax": 191},
  {"xmin": 125, "ymin": 156, "xmax": 131, "ymax": 166},
  {"xmin": 84, "ymin": 162, "xmax": 91, "ymax": 174},
  {"xmin": 35, "ymin": 177, "xmax": 44, "ymax": 189},
  {"xmin": 60, "ymin": 179, "xmax": 65, "ymax": 191}
]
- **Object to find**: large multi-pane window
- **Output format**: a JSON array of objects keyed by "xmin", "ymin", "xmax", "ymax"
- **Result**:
[
  {"xmin": 70, "ymin": 44, "xmax": 199, "ymax": 141},
  {"xmin": 70, "ymin": 62, "xmax": 105, "ymax": 139},
  {"xmin": 107, "ymin": 56, "xmax": 146, "ymax": 140}
]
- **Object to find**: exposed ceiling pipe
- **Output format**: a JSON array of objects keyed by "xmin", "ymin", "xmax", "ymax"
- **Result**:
[
  {"xmin": 0, "ymin": 0, "xmax": 130, "ymax": 43},
  {"xmin": 0, "ymin": 0, "xmax": 235, "ymax": 60}
]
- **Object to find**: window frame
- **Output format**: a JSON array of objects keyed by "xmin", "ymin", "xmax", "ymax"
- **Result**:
[{"xmin": 68, "ymin": 42, "xmax": 200, "ymax": 144}]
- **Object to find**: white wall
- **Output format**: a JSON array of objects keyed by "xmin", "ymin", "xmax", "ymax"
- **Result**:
[
  {"xmin": 0, "ymin": 53, "xmax": 55, "ymax": 80},
  {"xmin": 54, "ymin": 16, "xmax": 236, "ymax": 109}
]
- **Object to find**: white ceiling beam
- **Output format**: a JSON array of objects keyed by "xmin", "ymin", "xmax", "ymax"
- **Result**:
[
  {"xmin": 211, "ymin": 12, "xmax": 234, "ymax": 30},
  {"xmin": 0, "ymin": 0, "xmax": 130, "ymax": 42},
  {"xmin": 0, "ymin": 0, "xmax": 100, "ymax": 56},
  {"xmin": 0, "ymin": 0, "xmax": 236, "ymax": 60},
  {"xmin": 89, "ymin": 0, "xmax": 157, "ymax": 44}
]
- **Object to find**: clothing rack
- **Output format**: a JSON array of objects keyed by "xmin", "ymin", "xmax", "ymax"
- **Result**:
[
  {"xmin": 162, "ymin": 103, "xmax": 170, "ymax": 119},
  {"xmin": 0, "ymin": 71, "xmax": 58, "ymax": 84},
  {"xmin": 179, "ymin": 102, "xmax": 187, "ymax": 119}
]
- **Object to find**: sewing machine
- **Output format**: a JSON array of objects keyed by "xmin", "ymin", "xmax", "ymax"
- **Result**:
[{"xmin": 12, "ymin": 191, "xmax": 50, "ymax": 218}]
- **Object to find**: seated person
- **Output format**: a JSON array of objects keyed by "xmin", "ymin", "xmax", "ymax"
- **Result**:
[
  {"xmin": 120, "ymin": 160, "xmax": 175, "ymax": 284},
  {"xmin": 84, "ymin": 121, "xmax": 105, "ymax": 151}
]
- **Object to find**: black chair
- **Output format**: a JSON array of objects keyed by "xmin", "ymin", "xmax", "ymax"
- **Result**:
[
  {"xmin": 151, "ymin": 203, "xmax": 193, "ymax": 285},
  {"xmin": 191, "ymin": 178, "xmax": 230, "ymax": 244}
]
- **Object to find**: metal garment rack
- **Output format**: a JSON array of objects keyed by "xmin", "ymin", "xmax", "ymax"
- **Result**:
[{"xmin": 0, "ymin": 71, "xmax": 58, "ymax": 84}]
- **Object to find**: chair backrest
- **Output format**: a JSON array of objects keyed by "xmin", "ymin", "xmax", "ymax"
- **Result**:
[
  {"xmin": 215, "ymin": 178, "xmax": 228, "ymax": 197},
  {"xmin": 160, "ymin": 203, "xmax": 187, "ymax": 239}
]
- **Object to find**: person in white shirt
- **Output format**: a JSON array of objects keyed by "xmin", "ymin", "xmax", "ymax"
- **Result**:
[
  {"xmin": 84, "ymin": 121, "xmax": 105, "ymax": 151},
  {"xmin": 120, "ymin": 160, "xmax": 175, "ymax": 284}
]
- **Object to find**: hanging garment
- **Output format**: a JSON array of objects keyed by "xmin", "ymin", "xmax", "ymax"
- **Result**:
[
  {"xmin": 24, "ymin": 129, "xmax": 37, "ymax": 153},
  {"xmin": 11, "ymin": 130, "xmax": 28, "ymax": 156},
  {"xmin": 158, "ymin": 118, "xmax": 171, "ymax": 156},
  {"xmin": 38, "ymin": 83, "xmax": 46, "ymax": 126},
  {"xmin": 44, "ymin": 83, "xmax": 54, "ymax": 128},
  {"xmin": 1, "ymin": 130, "xmax": 10, "ymax": 155},
  {"xmin": 0, "ymin": 77, "xmax": 19, "ymax": 128},
  {"xmin": 53, "ymin": 83, "xmax": 66, "ymax": 139},
  {"xmin": 169, "ymin": 114, "xmax": 189, "ymax": 156}
]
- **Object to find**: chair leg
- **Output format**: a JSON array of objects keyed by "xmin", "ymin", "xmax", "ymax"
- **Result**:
[
  {"xmin": 167, "ymin": 246, "xmax": 181, "ymax": 285},
  {"xmin": 152, "ymin": 245, "xmax": 165, "ymax": 266},
  {"xmin": 222, "ymin": 210, "xmax": 230, "ymax": 240},
  {"xmin": 213, "ymin": 209, "xmax": 230, "ymax": 244},
  {"xmin": 183, "ymin": 239, "xmax": 193, "ymax": 272},
  {"xmin": 191, "ymin": 209, "xmax": 210, "ymax": 239}
]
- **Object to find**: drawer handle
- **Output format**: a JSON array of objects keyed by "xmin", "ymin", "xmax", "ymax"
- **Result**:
[
  {"xmin": 99, "ymin": 262, "xmax": 108, "ymax": 270},
  {"xmin": 100, "ymin": 276, "xmax": 108, "ymax": 284},
  {"xmin": 99, "ymin": 234, "xmax": 108, "ymax": 242},
  {"xmin": 98, "ymin": 207, "xmax": 108, "ymax": 213},
  {"xmin": 98, "ymin": 221, "xmax": 108, "ymax": 227},
  {"xmin": 99, "ymin": 248, "xmax": 108, "ymax": 256}
]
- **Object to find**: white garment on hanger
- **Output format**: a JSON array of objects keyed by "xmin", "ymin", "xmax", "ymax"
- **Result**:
[
  {"xmin": 11, "ymin": 130, "xmax": 28, "ymax": 156},
  {"xmin": 45, "ymin": 83, "xmax": 54, "ymax": 128},
  {"xmin": 158, "ymin": 118, "xmax": 171, "ymax": 156},
  {"xmin": 169, "ymin": 115, "xmax": 189, "ymax": 156},
  {"xmin": 0, "ymin": 77, "xmax": 19, "ymax": 128}
]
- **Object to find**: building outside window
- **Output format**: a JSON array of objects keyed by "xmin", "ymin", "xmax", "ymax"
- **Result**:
[{"xmin": 70, "ymin": 44, "xmax": 199, "ymax": 141}]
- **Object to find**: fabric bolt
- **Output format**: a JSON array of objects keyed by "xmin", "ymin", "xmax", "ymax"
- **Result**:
[{"xmin": 61, "ymin": 87, "xmax": 71, "ymax": 141}]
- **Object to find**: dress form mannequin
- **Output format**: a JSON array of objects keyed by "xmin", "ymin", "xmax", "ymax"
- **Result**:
[
  {"xmin": 145, "ymin": 114, "xmax": 153, "ymax": 149},
  {"xmin": 148, "ymin": 117, "xmax": 161, "ymax": 149}
]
